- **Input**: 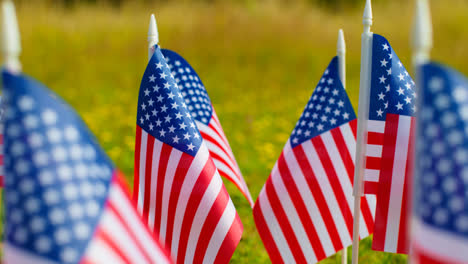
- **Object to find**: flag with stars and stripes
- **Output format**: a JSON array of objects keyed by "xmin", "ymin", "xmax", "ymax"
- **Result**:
[
  {"xmin": 366, "ymin": 34, "xmax": 416, "ymax": 254},
  {"xmin": 133, "ymin": 46, "xmax": 243, "ymax": 264},
  {"xmin": 0, "ymin": 96, "xmax": 4, "ymax": 187},
  {"xmin": 411, "ymin": 62, "xmax": 468, "ymax": 264},
  {"xmin": 160, "ymin": 49, "xmax": 253, "ymax": 207},
  {"xmin": 1, "ymin": 69, "xmax": 173, "ymax": 264},
  {"xmin": 253, "ymin": 57, "xmax": 375, "ymax": 264}
]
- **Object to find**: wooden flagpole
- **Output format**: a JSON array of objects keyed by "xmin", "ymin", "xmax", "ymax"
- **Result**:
[
  {"xmin": 351, "ymin": 0, "xmax": 373, "ymax": 263},
  {"xmin": 337, "ymin": 28, "xmax": 348, "ymax": 264},
  {"xmin": 2, "ymin": 0, "xmax": 21, "ymax": 73},
  {"xmin": 412, "ymin": 0, "xmax": 432, "ymax": 69},
  {"xmin": 148, "ymin": 13, "xmax": 159, "ymax": 61}
]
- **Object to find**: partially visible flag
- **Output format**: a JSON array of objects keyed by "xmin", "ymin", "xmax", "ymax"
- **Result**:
[
  {"xmin": 253, "ymin": 57, "xmax": 375, "ymax": 264},
  {"xmin": 0, "ymin": 96, "xmax": 4, "ymax": 187},
  {"xmin": 367, "ymin": 34, "xmax": 415, "ymax": 254},
  {"xmin": 161, "ymin": 49, "xmax": 253, "ymax": 206},
  {"xmin": 1, "ymin": 70, "xmax": 172, "ymax": 264},
  {"xmin": 133, "ymin": 46, "xmax": 243, "ymax": 263},
  {"xmin": 411, "ymin": 62, "xmax": 468, "ymax": 263}
]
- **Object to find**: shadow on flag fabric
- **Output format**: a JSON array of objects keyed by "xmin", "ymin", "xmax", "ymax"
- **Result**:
[
  {"xmin": 133, "ymin": 46, "xmax": 243, "ymax": 264},
  {"xmin": 253, "ymin": 57, "xmax": 375, "ymax": 264},
  {"xmin": 365, "ymin": 34, "xmax": 416, "ymax": 254},
  {"xmin": 411, "ymin": 62, "xmax": 468, "ymax": 264},
  {"xmin": 160, "ymin": 49, "xmax": 253, "ymax": 207},
  {"xmin": 1, "ymin": 70, "xmax": 173, "ymax": 264}
]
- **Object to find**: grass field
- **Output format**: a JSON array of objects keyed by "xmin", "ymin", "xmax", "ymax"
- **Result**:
[{"xmin": 8, "ymin": 0, "xmax": 468, "ymax": 262}]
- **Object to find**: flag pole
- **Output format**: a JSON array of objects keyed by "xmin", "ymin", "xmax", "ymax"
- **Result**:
[
  {"xmin": 352, "ymin": 0, "xmax": 373, "ymax": 264},
  {"xmin": 148, "ymin": 13, "xmax": 159, "ymax": 61},
  {"xmin": 337, "ymin": 28, "xmax": 348, "ymax": 264},
  {"xmin": 411, "ymin": 0, "xmax": 432, "ymax": 69},
  {"xmin": 1, "ymin": 0, "xmax": 21, "ymax": 73}
]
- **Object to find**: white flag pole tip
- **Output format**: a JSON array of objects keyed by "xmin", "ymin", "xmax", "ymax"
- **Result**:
[
  {"xmin": 2, "ymin": 0, "xmax": 21, "ymax": 73},
  {"xmin": 412, "ymin": 0, "xmax": 432, "ymax": 65},
  {"xmin": 363, "ymin": 0, "xmax": 373, "ymax": 32},
  {"xmin": 148, "ymin": 13, "xmax": 159, "ymax": 61},
  {"xmin": 337, "ymin": 29, "xmax": 346, "ymax": 55},
  {"xmin": 337, "ymin": 29, "xmax": 346, "ymax": 89}
]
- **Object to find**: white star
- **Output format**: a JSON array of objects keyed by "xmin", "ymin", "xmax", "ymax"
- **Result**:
[
  {"xmin": 155, "ymin": 62, "xmax": 163, "ymax": 69},
  {"xmin": 330, "ymin": 118, "xmax": 337, "ymax": 125},
  {"xmin": 168, "ymin": 125, "xmax": 176, "ymax": 133},
  {"xmin": 144, "ymin": 89, "xmax": 150, "ymax": 96},
  {"xmin": 155, "ymin": 119, "xmax": 162, "ymax": 126},
  {"xmin": 396, "ymin": 102, "xmax": 403, "ymax": 110},
  {"xmin": 404, "ymin": 96, "xmax": 412, "ymax": 104},
  {"xmin": 325, "ymin": 106, "xmax": 331, "ymax": 113},
  {"xmin": 149, "ymin": 124, "xmax": 154, "ymax": 130},
  {"xmin": 18, "ymin": 96, "xmax": 34, "ymax": 111},
  {"xmin": 165, "ymin": 115, "xmax": 172, "ymax": 123},
  {"xmin": 382, "ymin": 43, "xmax": 390, "ymax": 51},
  {"xmin": 405, "ymin": 82, "xmax": 412, "ymax": 90},
  {"xmin": 398, "ymin": 61, "xmax": 403, "ymax": 68},
  {"xmin": 171, "ymin": 102, "xmax": 178, "ymax": 109},
  {"xmin": 153, "ymin": 85, "xmax": 160, "ymax": 92},
  {"xmin": 338, "ymin": 101, "xmax": 344, "ymax": 107},
  {"xmin": 398, "ymin": 73, "xmax": 405, "ymax": 81},
  {"xmin": 168, "ymin": 92, "xmax": 175, "ymax": 99},
  {"xmin": 378, "ymin": 92, "xmax": 385, "ymax": 100},
  {"xmin": 187, "ymin": 143, "xmax": 195, "ymax": 150},
  {"xmin": 429, "ymin": 77, "xmax": 444, "ymax": 93},
  {"xmin": 160, "ymin": 72, "xmax": 167, "ymax": 79},
  {"xmin": 180, "ymin": 123, "xmax": 187, "ymax": 130},
  {"xmin": 343, "ymin": 112, "xmax": 350, "ymax": 119},
  {"xmin": 317, "ymin": 124, "xmax": 324, "ymax": 131},
  {"xmin": 381, "ymin": 59, "xmax": 388, "ymax": 67},
  {"xmin": 164, "ymin": 82, "xmax": 171, "ymax": 89},
  {"xmin": 161, "ymin": 105, "xmax": 168, "ymax": 112},
  {"xmin": 387, "ymin": 68, "xmax": 392, "ymax": 75},
  {"xmin": 173, "ymin": 136, "xmax": 180, "ymax": 143},
  {"xmin": 384, "ymin": 101, "xmax": 389, "ymax": 109},
  {"xmin": 377, "ymin": 109, "xmax": 384, "ymax": 116},
  {"xmin": 332, "ymin": 89, "xmax": 339, "ymax": 96},
  {"xmin": 175, "ymin": 112, "xmax": 183, "ymax": 119},
  {"xmin": 159, "ymin": 129, "xmax": 166, "ymax": 137},
  {"xmin": 157, "ymin": 95, "xmax": 164, "ymax": 102},
  {"xmin": 385, "ymin": 85, "xmax": 391, "ymax": 92},
  {"xmin": 141, "ymin": 103, "xmax": 146, "ymax": 110},
  {"xmin": 379, "ymin": 75, "xmax": 387, "ymax": 83},
  {"xmin": 327, "ymin": 79, "xmax": 334, "ymax": 85},
  {"xmin": 397, "ymin": 87, "xmax": 405, "ymax": 95},
  {"xmin": 184, "ymin": 132, "xmax": 191, "ymax": 140},
  {"xmin": 334, "ymin": 109, "xmax": 340, "ymax": 116},
  {"xmin": 149, "ymin": 75, "xmax": 156, "ymax": 82}
]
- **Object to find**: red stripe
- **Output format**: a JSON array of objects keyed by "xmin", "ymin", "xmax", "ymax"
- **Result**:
[
  {"xmin": 253, "ymin": 199, "xmax": 284, "ymax": 264},
  {"xmin": 142, "ymin": 136, "xmax": 155, "ymax": 222},
  {"xmin": 396, "ymin": 117, "xmax": 415, "ymax": 254},
  {"xmin": 107, "ymin": 200, "xmax": 153, "ymax": 263},
  {"xmin": 164, "ymin": 153, "xmax": 194, "ymax": 249},
  {"xmin": 330, "ymin": 126, "xmax": 374, "ymax": 234},
  {"xmin": 312, "ymin": 137, "xmax": 354, "ymax": 238},
  {"xmin": 193, "ymin": 187, "xmax": 230, "ymax": 263},
  {"xmin": 213, "ymin": 213, "xmax": 243, "ymax": 264},
  {"xmin": 364, "ymin": 182, "xmax": 379, "ymax": 195},
  {"xmin": 372, "ymin": 114, "xmax": 400, "ymax": 251},
  {"xmin": 349, "ymin": 119, "xmax": 357, "ymax": 138},
  {"xmin": 293, "ymin": 145, "xmax": 343, "ymax": 251},
  {"xmin": 133, "ymin": 126, "xmax": 142, "ymax": 202},
  {"xmin": 176, "ymin": 158, "xmax": 217, "ymax": 264},
  {"xmin": 209, "ymin": 151, "xmax": 238, "ymax": 180},
  {"xmin": 208, "ymin": 121, "xmax": 230, "ymax": 149},
  {"xmin": 365, "ymin": 157, "xmax": 382, "ymax": 170},
  {"xmin": 0, "ymin": 155, "xmax": 4, "ymax": 165},
  {"xmin": 264, "ymin": 177, "xmax": 307, "ymax": 263},
  {"xmin": 277, "ymin": 152, "xmax": 326, "ymax": 260},
  {"xmin": 367, "ymin": 132, "xmax": 384, "ymax": 145},
  {"xmin": 154, "ymin": 143, "xmax": 173, "ymax": 234},
  {"xmin": 200, "ymin": 130, "xmax": 237, "ymax": 167},
  {"xmin": 94, "ymin": 227, "xmax": 133, "ymax": 264}
]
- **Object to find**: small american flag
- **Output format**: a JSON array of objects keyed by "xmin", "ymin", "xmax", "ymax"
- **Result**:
[
  {"xmin": 133, "ymin": 46, "xmax": 243, "ymax": 263},
  {"xmin": 0, "ymin": 96, "xmax": 4, "ymax": 187},
  {"xmin": 411, "ymin": 62, "xmax": 468, "ymax": 263},
  {"xmin": 367, "ymin": 35, "xmax": 415, "ymax": 254},
  {"xmin": 161, "ymin": 49, "xmax": 253, "ymax": 206},
  {"xmin": 253, "ymin": 57, "xmax": 375, "ymax": 263},
  {"xmin": 1, "ymin": 70, "xmax": 172, "ymax": 264}
]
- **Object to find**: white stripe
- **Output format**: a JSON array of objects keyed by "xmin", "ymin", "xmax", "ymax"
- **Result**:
[
  {"xmin": 412, "ymin": 218, "xmax": 468, "ymax": 262},
  {"xmin": 171, "ymin": 144, "xmax": 210, "ymax": 259},
  {"xmin": 203, "ymin": 199, "xmax": 236, "ymax": 264},
  {"xmin": 83, "ymin": 238, "xmax": 126, "ymax": 264},
  {"xmin": 148, "ymin": 140, "xmax": 163, "ymax": 231},
  {"xmin": 212, "ymin": 159, "xmax": 243, "ymax": 188},
  {"xmin": 184, "ymin": 173, "xmax": 223, "ymax": 264},
  {"xmin": 269, "ymin": 162, "xmax": 317, "ymax": 262},
  {"xmin": 109, "ymin": 184, "xmax": 171, "ymax": 263},
  {"xmin": 367, "ymin": 120, "xmax": 385, "ymax": 133},
  {"xmin": 99, "ymin": 211, "xmax": 148, "ymax": 263},
  {"xmin": 137, "ymin": 131, "xmax": 148, "ymax": 214},
  {"xmin": 364, "ymin": 169, "xmax": 380, "ymax": 182},
  {"xmin": 384, "ymin": 116, "xmax": 411, "ymax": 252},
  {"xmin": 302, "ymin": 141, "xmax": 351, "ymax": 247},
  {"xmin": 365, "ymin": 194, "xmax": 377, "ymax": 218},
  {"xmin": 4, "ymin": 244, "xmax": 60, "ymax": 264},
  {"xmin": 258, "ymin": 187, "xmax": 296, "ymax": 263},
  {"xmin": 320, "ymin": 132, "xmax": 354, "ymax": 245},
  {"xmin": 197, "ymin": 121, "xmax": 231, "ymax": 157},
  {"xmin": 366, "ymin": 144, "xmax": 382, "ymax": 157},
  {"xmin": 283, "ymin": 142, "xmax": 335, "ymax": 256},
  {"xmin": 204, "ymin": 140, "xmax": 238, "ymax": 177},
  {"xmin": 160, "ymin": 149, "xmax": 183, "ymax": 243},
  {"xmin": 340, "ymin": 123, "xmax": 356, "ymax": 163}
]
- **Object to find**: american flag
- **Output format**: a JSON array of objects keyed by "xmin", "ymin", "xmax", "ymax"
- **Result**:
[
  {"xmin": 133, "ymin": 46, "xmax": 243, "ymax": 263},
  {"xmin": 0, "ymin": 96, "xmax": 4, "ymax": 187},
  {"xmin": 366, "ymin": 35, "xmax": 415, "ymax": 254},
  {"xmin": 253, "ymin": 57, "xmax": 375, "ymax": 263},
  {"xmin": 1, "ymin": 69, "xmax": 173, "ymax": 264},
  {"xmin": 411, "ymin": 62, "xmax": 468, "ymax": 263},
  {"xmin": 161, "ymin": 49, "xmax": 253, "ymax": 206}
]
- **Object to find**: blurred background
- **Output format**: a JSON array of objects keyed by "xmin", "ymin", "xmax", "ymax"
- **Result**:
[{"xmin": 7, "ymin": 0, "xmax": 468, "ymax": 262}]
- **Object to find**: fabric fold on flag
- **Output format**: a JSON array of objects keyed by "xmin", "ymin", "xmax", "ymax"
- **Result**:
[
  {"xmin": 411, "ymin": 62, "xmax": 468, "ymax": 264},
  {"xmin": 160, "ymin": 49, "xmax": 253, "ymax": 207},
  {"xmin": 133, "ymin": 45, "xmax": 243, "ymax": 264},
  {"xmin": 366, "ymin": 34, "xmax": 415, "ymax": 254},
  {"xmin": 253, "ymin": 57, "xmax": 375, "ymax": 264},
  {"xmin": 1, "ymin": 70, "xmax": 173, "ymax": 264}
]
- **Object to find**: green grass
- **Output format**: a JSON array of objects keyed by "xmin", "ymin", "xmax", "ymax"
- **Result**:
[{"xmin": 9, "ymin": 0, "xmax": 468, "ymax": 262}]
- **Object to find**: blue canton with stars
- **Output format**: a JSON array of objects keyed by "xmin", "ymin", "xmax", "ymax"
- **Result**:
[
  {"xmin": 369, "ymin": 34, "xmax": 416, "ymax": 120},
  {"xmin": 161, "ymin": 49, "xmax": 213, "ymax": 125},
  {"xmin": 2, "ymin": 70, "xmax": 114, "ymax": 263},
  {"xmin": 290, "ymin": 57, "xmax": 356, "ymax": 148},
  {"xmin": 415, "ymin": 62, "xmax": 468, "ymax": 238},
  {"xmin": 137, "ymin": 46, "xmax": 202, "ymax": 156}
]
